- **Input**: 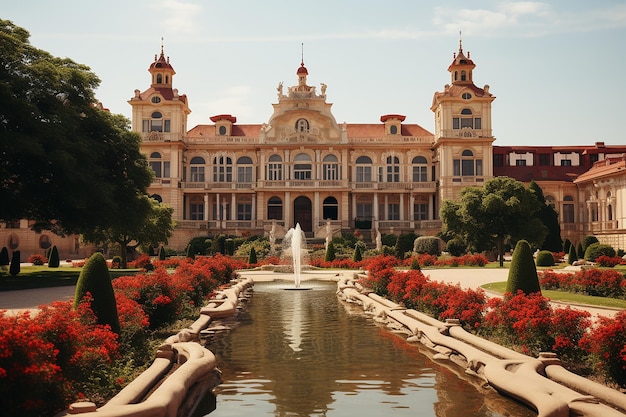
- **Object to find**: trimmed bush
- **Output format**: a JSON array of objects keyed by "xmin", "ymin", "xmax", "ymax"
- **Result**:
[
  {"xmin": 226, "ymin": 238, "xmax": 235, "ymax": 256},
  {"xmin": 186, "ymin": 244, "xmax": 195, "ymax": 260},
  {"xmin": 9, "ymin": 250, "xmax": 20, "ymax": 276},
  {"xmin": 536, "ymin": 250, "xmax": 555, "ymax": 267},
  {"xmin": 584, "ymin": 243, "xmax": 616, "ymax": 261},
  {"xmin": 577, "ymin": 242, "xmax": 585, "ymax": 259},
  {"xmin": 0, "ymin": 246, "xmax": 9, "ymax": 269},
  {"xmin": 413, "ymin": 236, "xmax": 443, "ymax": 256},
  {"xmin": 73, "ymin": 252, "xmax": 120, "ymax": 334},
  {"xmin": 446, "ymin": 237, "xmax": 466, "ymax": 257},
  {"xmin": 396, "ymin": 232, "xmax": 419, "ymax": 259},
  {"xmin": 352, "ymin": 242, "xmax": 363, "ymax": 262},
  {"xmin": 48, "ymin": 245, "xmax": 60, "ymax": 268},
  {"xmin": 567, "ymin": 244, "xmax": 578, "ymax": 265},
  {"xmin": 506, "ymin": 240, "xmax": 541, "ymax": 295},
  {"xmin": 410, "ymin": 257, "xmax": 421, "ymax": 271},
  {"xmin": 248, "ymin": 246, "xmax": 257, "ymax": 264},
  {"xmin": 563, "ymin": 238, "xmax": 572, "ymax": 255},
  {"xmin": 582, "ymin": 235, "xmax": 599, "ymax": 252},
  {"xmin": 324, "ymin": 241, "xmax": 336, "ymax": 262},
  {"xmin": 158, "ymin": 245, "xmax": 166, "ymax": 260}
]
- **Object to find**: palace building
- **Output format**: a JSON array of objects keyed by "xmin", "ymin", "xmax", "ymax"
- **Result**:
[{"xmin": 3, "ymin": 40, "xmax": 626, "ymax": 260}]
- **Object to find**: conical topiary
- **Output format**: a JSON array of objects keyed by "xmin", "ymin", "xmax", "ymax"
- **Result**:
[
  {"xmin": 325, "ymin": 241, "xmax": 336, "ymax": 262},
  {"xmin": 0, "ymin": 247, "xmax": 9, "ymax": 270},
  {"xmin": 9, "ymin": 251, "xmax": 20, "ymax": 276},
  {"xmin": 352, "ymin": 243, "xmax": 362, "ymax": 262},
  {"xmin": 248, "ymin": 247, "xmax": 257, "ymax": 265},
  {"xmin": 577, "ymin": 242, "xmax": 584, "ymax": 259},
  {"xmin": 567, "ymin": 243, "xmax": 578, "ymax": 265},
  {"xmin": 186, "ymin": 244, "xmax": 195, "ymax": 260},
  {"xmin": 48, "ymin": 245, "xmax": 60, "ymax": 268},
  {"xmin": 74, "ymin": 252, "xmax": 120, "ymax": 333},
  {"xmin": 158, "ymin": 245, "xmax": 166, "ymax": 260},
  {"xmin": 506, "ymin": 240, "xmax": 541, "ymax": 295}
]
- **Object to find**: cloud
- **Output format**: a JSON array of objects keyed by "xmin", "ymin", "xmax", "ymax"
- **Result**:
[{"xmin": 153, "ymin": 0, "xmax": 203, "ymax": 34}]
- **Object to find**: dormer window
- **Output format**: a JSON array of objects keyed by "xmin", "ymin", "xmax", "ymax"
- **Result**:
[
  {"xmin": 390, "ymin": 125, "xmax": 398, "ymax": 134},
  {"xmin": 296, "ymin": 118, "xmax": 309, "ymax": 132},
  {"xmin": 151, "ymin": 96, "xmax": 161, "ymax": 104},
  {"xmin": 219, "ymin": 126, "xmax": 227, "ymax": 135}
]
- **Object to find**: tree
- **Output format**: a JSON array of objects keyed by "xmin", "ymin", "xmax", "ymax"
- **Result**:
[
  {"xmin": 567, "ymin": 244, "xmax": 578, "ymax": 265},
  {"xmin": 441, "ymin": 176, "xmax": 547, "ymax": 267},
  {"xmin": 528, "ymin": 181, "xmax": 562, "ymax": 252},
  {"xmin": 82, "ymin": 197, "xmax": 174, "ymax": 268},
  {"xmin": 9, "ymin": 251, "xmax": 20, "ymax": 276},
  {"xmin": 506, "ymin": 240, "xmax": 541, "ymax": 295},
  {"xmin": 0, "ymin": 20, "xmax": 153, "ymax": 236},
  {"xmin": 325, "ymin": 241, "xmax": 336, "ymax": 262},
  {"xmin": 248, "ymin": 247, "xmax": 257, "ymax": 264},
  {"xmin": 47, "ymin": 245, "xmax": 60, "ymax": 268},
  {"xmin": 73, "ymin": 252, "xmax": 120, "ymax": 333}
]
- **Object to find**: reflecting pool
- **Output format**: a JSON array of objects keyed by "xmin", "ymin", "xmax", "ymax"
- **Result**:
[{"xmin": 201, "ymin": 281, "xmax": 536, "ymax": 416}]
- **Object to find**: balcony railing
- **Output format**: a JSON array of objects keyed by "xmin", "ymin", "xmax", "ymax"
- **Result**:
[{"xmin": 179, "ymin": 179, "xmax": 438, "ymax": 191}]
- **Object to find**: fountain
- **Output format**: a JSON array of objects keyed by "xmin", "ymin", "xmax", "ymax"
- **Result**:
[{"xmin": 282, "ymin": 223, "xmax": 309, "ymax": 289}]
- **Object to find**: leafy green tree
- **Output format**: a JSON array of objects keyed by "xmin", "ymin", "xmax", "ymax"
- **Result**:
[
  {"xmin": 528, "ymin": 181, "xmax": 562, "ymax": 251},
  {"xmin": 441, "ymin": 176, "xmax": 547, "ymax": 267},
  {"xmin": 506, "ymin": 240, "xmax": 541, "ymax": 295},
  {"xmin": 82, "ymin": 197, "xmax": 174, "ymax": 268},
  {"xmin": 47, "ymin": 245, "xmax": 60, "ymax": 268},
  {"xmin": 0, "ymin": 21, "xmax": 154, "ymax": 237},
  {"xmin": 73, "ymin": 252, "xmax": 120, "ymax": 333}
]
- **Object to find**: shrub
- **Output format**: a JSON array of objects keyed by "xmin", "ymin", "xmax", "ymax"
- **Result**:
[
  {"xmin": 563, "ymin": 238, "xmax": 572, "ymax": 254},
  {"xmin": 352, "ymin": 241, "xmax": 364, "ymax": 262},
  {"xmin": 413, "ymin": 236, "xmax": 443, "ymax": 256},
  {"xmin": 74, "ymin": 253, "xmax": 120, "ymax": 334},
  {"xmin": 226, "ymin": 238, "xmax": 235, "ymax": 256},
  {"xmin": 9, "ymin": 250, "xmax": 20, "ymax": 276},
  {"xmin": 48, "ymin": 245, "xmax": 60, "ymax": 268},
  {"xmin": 596, "ymin": 255, "xmax": 622, "ymax": 268},
  {"xmin": 446, "ymin": 237, "xmax": 466, "ymax": 257},
  {"xmin": 536, "ymin": 250, "xmax": 555, "ymax": 267},
  {"xmin": 567, "ymin": 243, "xmax": 578, "ymax": 265},
  {"xmin": 249, "ymin": 247, "xmax": 257, "ymax": 264},
  {"xmin": 27, "ymin": 254, "xmax": 47, "ymax": 266},
  {"xmin": 506, "ymin": 240, "xmax": 541, "ymax": 295},
  {"xmin": 158, "ymin": 245, "xmax": 166, "ymax": 260},
  {"xmin": 0, "ymin": 247, "xmax": 9, "ymax": 268},
  {"xmin": 584, "ymin": 242, "xmax": 616, "ymax": 261},
  {"xmin": 186, "ymin": 244, "xmax": 195, "ymax": 260},
  {"xmin": 396, "ymin": 232, "xmax": 419, "ymax": 259},
  {"xmin": 324, "ymin": 241, "xmax": 336, "ymax": 262},
  {"xmin": 111, "ymin": 255, "xmax": 122, "ymax": 269},
  {"xmin": 572, "ymin": 268, "xmax": 625, "ymax": 298},
  {"xmin": 580, "ymin": 311, "xmax": 626, "ymax": 387},
  {"xmin": 410, "ymin": 257, "xmax": 421, "ymax": 270},
  {"xmin": 577, "ymin": 242, "xmax": 585, "ymax": 259},
  {"xmin": 582, "ymin": 235, "xmax": 599, "ymax": 252}
]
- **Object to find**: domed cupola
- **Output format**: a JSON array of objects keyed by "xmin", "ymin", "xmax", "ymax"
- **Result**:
[
  {"xmin": 149, "ymin": 42, "xmax": 176, "ymax": 88},
  {"xmin": 297, "ymin": 60, "xmax": 309, "ymax": 88},
  {"xmin": 448, "ymin": 36, "xmax": 475, "ymax": 86}
]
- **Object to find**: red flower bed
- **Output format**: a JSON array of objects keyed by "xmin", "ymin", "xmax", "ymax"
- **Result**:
[
  {"xmin": 539, "ymin": 268, "xmax": 625, "ymax": 299},
  {"xmin": 580, "ymin": 311, "xmax": 626, "ymax": 386},
  {"xmin": 595, "ymin": 255, "xmax": 624, "ymax": 267}
]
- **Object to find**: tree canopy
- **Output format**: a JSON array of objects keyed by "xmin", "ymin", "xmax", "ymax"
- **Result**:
[
  {"xmin": 528, "ymin": 180, "xmax": 562, "ymax": 252},
  {"xmin": 440, "ymin": 176, "xmax": 547, "ymax": 266},
  {"xmin": 0, "ymin": 20, "xmax": 153, "ymax": 235}
]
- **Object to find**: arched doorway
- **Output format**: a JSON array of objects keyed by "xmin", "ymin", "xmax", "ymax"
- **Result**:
[{"xmin": 293, "ymin": 196, "xmax": 312, "ymax": 232}]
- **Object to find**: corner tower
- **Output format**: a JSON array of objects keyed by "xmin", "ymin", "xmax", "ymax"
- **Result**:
[
  {"xmin": 129, "ymin": 42, "xmax": 191, "ymax": 217},
  {"xmin": 431, "ymin": 37, "xmax": 496, "ymax": 202}
]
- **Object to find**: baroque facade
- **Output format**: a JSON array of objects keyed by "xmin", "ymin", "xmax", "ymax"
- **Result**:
[{"xmin": 3, "ymin": 41, "xmax": 626, "ymax": 260}]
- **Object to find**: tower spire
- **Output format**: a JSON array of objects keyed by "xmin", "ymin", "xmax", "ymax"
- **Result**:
[
  {"xmin": 459, "ymin": 31, "xmax": 463, "ymax": 53},
  {"xmin": 301, "ymin": 42, "xmax": 304, "ymax": 66}
]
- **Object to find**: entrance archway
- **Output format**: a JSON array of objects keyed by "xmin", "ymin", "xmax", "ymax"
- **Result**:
[{"xmin": 293, "ymin": 196, "xmax": 312, "ymax": 232}]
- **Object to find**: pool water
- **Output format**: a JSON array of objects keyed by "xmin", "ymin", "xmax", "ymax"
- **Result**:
[{"xmin": 201, "ymin": 281, "xmax": 536, "ymax": 417}]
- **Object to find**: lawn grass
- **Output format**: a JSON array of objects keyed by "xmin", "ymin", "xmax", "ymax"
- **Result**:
[
  {"xmin": 482, "ymin": 281, "xmax": 626, "ymax": 309},
  {"xmin": 0, "ymin": 266, "xmax": 140, "ymax": 291}
]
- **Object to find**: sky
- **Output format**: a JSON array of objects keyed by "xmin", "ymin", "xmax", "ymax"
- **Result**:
[{"xmin": 4, "ymin": 1, "xmax": 626, "ymax": 146}]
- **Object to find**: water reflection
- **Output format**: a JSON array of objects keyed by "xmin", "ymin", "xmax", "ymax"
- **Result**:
[{"xmin": 202, "ymin": 281, "xmax": 535, "ymax": 417}]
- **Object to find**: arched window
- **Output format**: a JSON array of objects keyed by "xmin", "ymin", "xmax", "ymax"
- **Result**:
[
  {"xmin": 412, "ymin": 155, "xmax": 428, "ymax": 182},
  {"xmin": 460, "ymin": 70, "xmax": 467, "ymax": 81},
  {"xmin": 39, "ymin": 235, "xmax": 51, "ymax": 250},
  {"xmin": 355, "ymin": 156, "xmax": 372, "ymax": 182},
  {"xmin": 295, "ymin": 118, "xmax": 309, "ymax": 132},
  {"xmin": 545, "ymin": 195, "xmax": 556, "ymax": 210},
  {"xmin": 323, "ymin": 196, "xmax": 338, "ymax": 220},
  {"xmin": 190, "ymin": 156, "xmax": 205, "ymax": 182},
  {"xmin": 219, "ymin": 125, "xmax": 227, "ymax": 135},
  {"xmin": 149, "ymin": 152, "xmax": 170, "ymax": 178},
  {"xmin": 268, "ymin": 155, "xmax": 283, "ymax": 181},
  {"xmin": 453, "ymin": 150, "xmax": 482, "ymax": 177},
  {"xmin": 142, "ymin": 111, "xmax": 170, "ymax": 133},
  {"xmin": 213, "ymin": 155, "xmax": 232, "ymax": 182},
  {"xmin": 323, "ymin": 154, "xmax": 339, "ymax": 181},
  {"xmin": 237, "ymin": 156, "xmax": 253, "ymax": 183},
  {"xmin": 156, "ymin": 74, "xmax": 163, "ymax": 84},
  {"xmin": 563, "ymin": 195, "xmax": 575, "ymax": 223},
  {"xmin": 386, "ymin": 155, "xmax": 400, "ymax": 182},
  {"xmin": 151, "ymin": 194, "xmax": 163, "ymax": 203},
  {"xmin": 453, "ymin": 108, "xmax": 481, "ymax": 130},
  {"xmin": 267, "ymin": 196, "xmax": 283, "ymax": 220},
  {"xmin": 293, "ymin": 153, "xmax": 312, "ymax": 180}
]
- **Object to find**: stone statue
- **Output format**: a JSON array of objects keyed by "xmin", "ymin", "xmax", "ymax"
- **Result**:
[
  {"xmin": 320, "ymin": 83, "xmax": 327, "ymax": 96},
  {"xmin": 269, "ymin": 222, "xmax": 276, "ymax": 255},
  {"xmin": 277, "ymin": 81, "xmax": 283, "ymax": 97},
  {"xmin": 376, "ymin": 228, "xmax": 382, "ymax": 251}
]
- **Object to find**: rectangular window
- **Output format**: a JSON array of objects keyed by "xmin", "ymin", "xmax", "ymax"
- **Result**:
[
  {"xmin": 150, "ymin": 161, "xmax": 161, "ymax": 178},
  {"xmin": 238, "ymin": 166, "xmax": 252, "ymax": 183},
  {"xmin": 561, "ymin": 159, "xmax": 572, "ymax": 166},
  {"xmin": 388, "ymin": 204, "xmax": 400, "ymax": 220},
  {"xmin": 190, "ymin": 167, "xmax": 204, "ymax": 182},
  {"xmin": 142, "ymin": 120, "xmax": 150, "ymax": 133},
  {"xmin": 494, "ymin": 154, "xmax": 504, "ymax": 167},
  {"xmin": 516, "ymin": 159, "xmax": 527, "ymax": 166},
  {"xmin": 237, "ymin": 204, "xmax": 252, "ymax": 221},
  {"xmin": 268, "ymin": 163, "xmax": 282, "ymax": 181},
  {"xmin": 462, "ymin": 159, "xmax": 474, "ymax": 176},
  {"xmin": 163, "ymin": 162, "xmax": 170, "ymax": 178},
  {"xmin": 323, "ymin": 163, "xmax": 339, "ymax": 180},
  {"xmin": 539, "ymin": 154, "xmax": 551, "ymax": 166},
  {"xmin": 356, "ymin": 166, "xmax": 371, "ymax": 182},
  {"xmin": 151, "ymin": 120, "xmax": 163, "ymax": 132},
  {"xmin": 453, "ymin": 159, "xmax": 461, "ymax": 176},
  {"xmin": 386, "ymin": 166, "xmax": 399, "ymax": 182},
  {"xmin": 413, "ymin": 166, "xmax": 427, "ymax": 182},
  {"xmin": 589, "ymin": 154, "xmax": 599, "ymax": 165},
  {"xmin": 190, "ymin": 203, "xmax": 204, "ymax": 220},
  {"xmin": 294, "ymin": 164, "xmax": 311, "ymax": 180},
  {"xmin": 460, "ymin": 118, "xmax": 473, "ymax": 129},
  {"xmin": 414, "ymin": 204, "xmax": 428, "ymax": 221},
  {"xmin": 453, "ymin": 118, "xmax": 460, "ymax": 129},
  {"xmin": 475, "ymin": 160, "xmax": 482, "ymax": 176},
  {"xmin": 474, "ymin": 118, "xmax": 482, "ymax": 129},
  {"xmin": 164, "ymin": 120, "xmax": 171, "ymax": 133},
  {"xmin": 356, "ymin": 204, "xmax": 372, "ymax": 218}
]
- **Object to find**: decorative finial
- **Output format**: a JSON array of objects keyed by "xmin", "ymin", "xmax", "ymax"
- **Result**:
[
  {"xmin": 161, "ymin": 37, "xmax": 164, "ymax": 56},
  {"xmin": 301, "ymin": 42, "xmax": 304, "ymax": 66},
  {"xmin": 459, "ymin": 30, "xmax": 463, "ymax": 52}
]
